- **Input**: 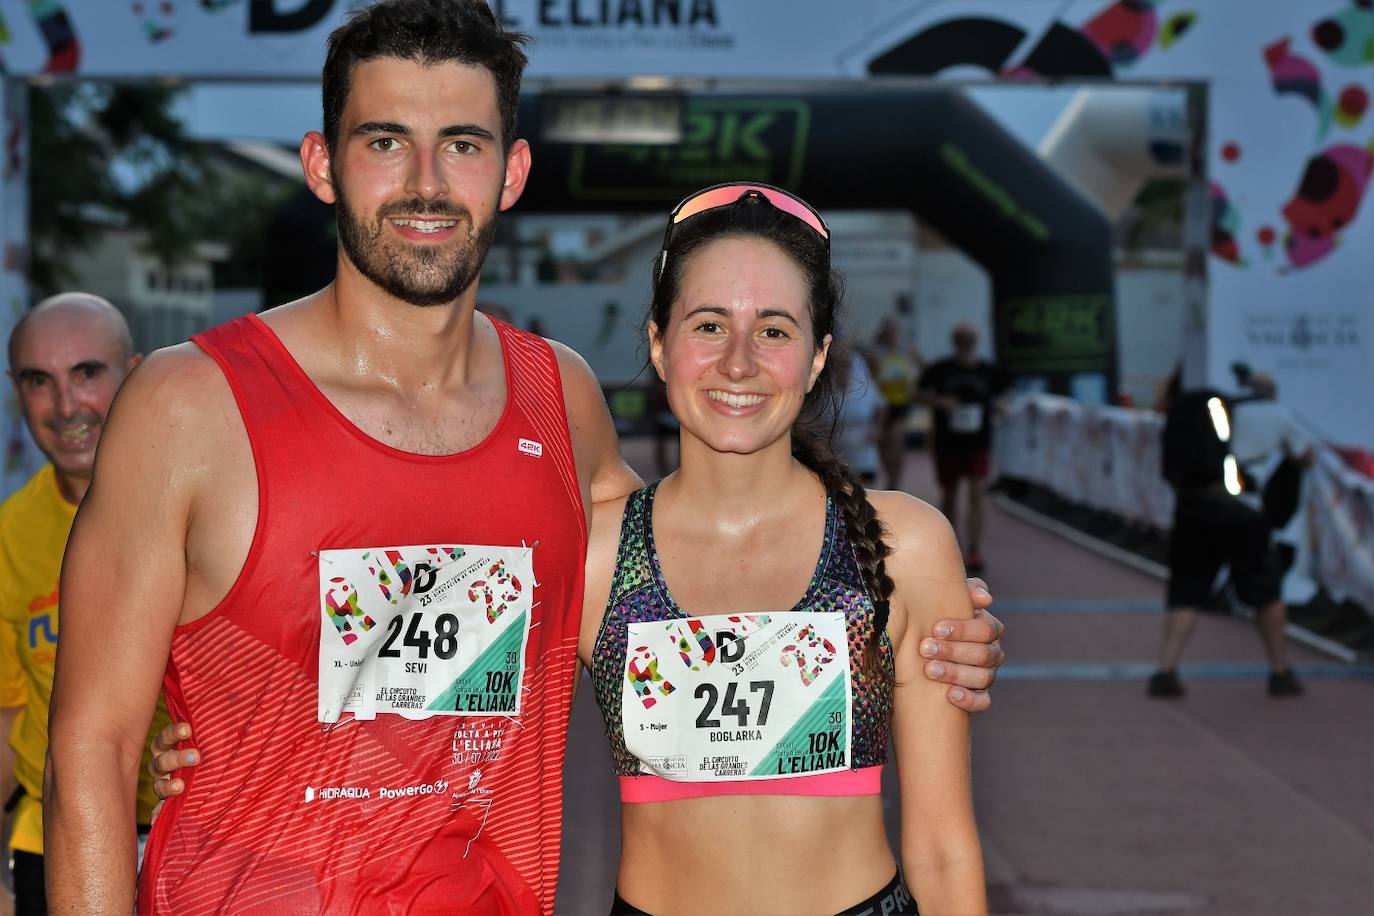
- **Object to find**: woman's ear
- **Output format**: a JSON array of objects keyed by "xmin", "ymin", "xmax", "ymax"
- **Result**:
[
  {"xmin": 807, "ymin": 334, "xmax": 833, "ymax": 393},
  {"xmin": 648, "ymin": 321, "xmax": 667, "ymax": 382}
]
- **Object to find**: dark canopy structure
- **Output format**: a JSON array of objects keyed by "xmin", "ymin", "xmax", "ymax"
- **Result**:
[
  {"xmin": 517, "ymin": 88, "xmax": 1117, "ymax": 396},
  {"xmin": 265, "ymin": 87, "xmax": 1115, "ymax": 396}
]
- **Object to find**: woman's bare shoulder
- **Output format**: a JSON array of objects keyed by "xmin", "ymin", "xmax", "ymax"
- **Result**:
[{"xmin": 865, "ymin": 489, "xmax": 955, "ymax": 551}]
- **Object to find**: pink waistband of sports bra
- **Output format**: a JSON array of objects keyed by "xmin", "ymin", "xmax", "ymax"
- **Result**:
[{"xmin": 619, "ymin": 765, "xmax": 882, "ymax": 804}]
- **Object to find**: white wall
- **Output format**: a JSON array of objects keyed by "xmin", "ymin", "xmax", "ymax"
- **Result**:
[
  {"xmin": 1115, "ymin": 267, "xmax": 1186, "ymax": 409},
  {"xmin": 912, "ymin": 247, "xmax": 994, "ymax": 363},
  {"xmin": 480, "ymin": 280, "xmax": 649, "ymax": 385}
]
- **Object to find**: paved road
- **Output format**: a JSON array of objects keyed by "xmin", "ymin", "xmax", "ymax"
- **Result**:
[{"xmin": 556, "ymin": 442, "xmax": 1374, "ymax": 915}]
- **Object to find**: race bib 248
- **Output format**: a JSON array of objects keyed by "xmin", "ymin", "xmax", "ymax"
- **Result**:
[{"xmin": 317, "ymin": 544, "xmax": 533, "ymax": 722}]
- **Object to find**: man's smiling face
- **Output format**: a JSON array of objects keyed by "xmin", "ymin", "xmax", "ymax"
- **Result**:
[{"xmin": 328, "ymin": 57, "xmax": 517, "ymax": 306}]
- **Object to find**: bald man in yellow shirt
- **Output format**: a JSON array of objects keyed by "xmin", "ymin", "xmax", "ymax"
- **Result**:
[{"xmin": 2, "ymin": 294, "xmax": 170, "ymax": 915}]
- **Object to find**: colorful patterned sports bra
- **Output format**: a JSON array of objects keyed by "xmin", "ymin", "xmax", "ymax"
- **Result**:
[{"xmin": 590, "ymin": 484, "xmax": 895, "ymax": 803}]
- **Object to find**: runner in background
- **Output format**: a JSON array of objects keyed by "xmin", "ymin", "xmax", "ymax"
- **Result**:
[
  {"xmin": 1149, "ymin": 381, "xmax": 1305, "ymax": 699},
  {"xmin": 918, "ymin": 323, "xmax": 1010, "ymax": 576},
  {"xmin": 582, "ymin": 183, "xmax": 984, "ymax": 914},
  {"xmin": 831, "ymin": 343, "xmax": 882, "ymax": 485},
  {"xmin": 2, "ymin": 294, "xmax": 172, "ymax": 916},
  {"xmin": 867, "ymin": 317, "xmax": 922, "ymax": 491}
]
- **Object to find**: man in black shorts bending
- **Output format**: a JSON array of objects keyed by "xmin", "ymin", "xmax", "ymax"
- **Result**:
[{"xmin": 1149, "ymin": 389, "xmax": 1303, "ymax": 698}]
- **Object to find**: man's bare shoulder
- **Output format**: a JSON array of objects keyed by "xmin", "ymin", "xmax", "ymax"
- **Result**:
[
  {"xmin": 104, "ymin": 342, "xmax": 240, "ymax": 471},
  {"xmin": 547, "ymin": 339, "xmax": 610, "ymax": 427},
  {"xmin": 545, "ymin": 338, "xmax": 641, "ymax": 501},
  {"xmin": 547, "ymin": 339, "xmax": 599, "ymax": 392},
  {"xmin": 119, "ymin": 342, "xmax": 231, "ymax": 418},
  {"xmin": 253, "ymin": 293, "xmax": 330, "ymax": 338}
]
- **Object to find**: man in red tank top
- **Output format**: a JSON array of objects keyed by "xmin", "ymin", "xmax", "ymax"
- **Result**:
[{"xmin": 43, "ymin": 2, "xmax": 1005, "ymax": 913}]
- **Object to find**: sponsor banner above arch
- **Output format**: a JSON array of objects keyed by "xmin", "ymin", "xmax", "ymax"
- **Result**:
[
  {"xmin": 0, "ymin": 1, "xmax": 1359, "ymax": 81},
  {"xmin": 0, "ymin": 0, "xmax": 1370, "ymax": 445}
]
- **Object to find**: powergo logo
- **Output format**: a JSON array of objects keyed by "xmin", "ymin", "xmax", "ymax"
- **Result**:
[
  {"xmin": 304, "ymin": 778, "xmax": 449, "ymax": 803},
  {"xmin": 377, "ymin": 778, "xmax": 449, "ymax": 800}
]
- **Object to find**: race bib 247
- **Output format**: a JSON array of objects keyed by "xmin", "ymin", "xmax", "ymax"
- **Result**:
[
  {"xmin": 622, "ymin": 612, "xmax": 851, "ymax": 781},
  {"xmin": 317, "ymin": 544, "xmax": 533, "ymax": 722}
]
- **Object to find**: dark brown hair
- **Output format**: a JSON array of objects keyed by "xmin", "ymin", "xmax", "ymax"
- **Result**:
[{"xmin": 322, "ymin": 0, "xmax": 529, "ymax": 153}]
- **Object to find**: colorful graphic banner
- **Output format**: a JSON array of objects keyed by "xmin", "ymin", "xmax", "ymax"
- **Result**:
[
  {"xmin": 0, "ymin": 0, "xmax": 1368, "ymax": 477},
  {"xmin": 1306, "ymin": 453, "xmax": 1374, "ymax": 613}
]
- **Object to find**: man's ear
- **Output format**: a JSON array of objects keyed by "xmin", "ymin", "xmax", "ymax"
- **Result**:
[
  {"xmin": 499, "ymin": 139, "xmax": 532, "ymax": 212},
  {"xmin": 301, "ymin": 131, "xmax": 337, "ymax": 205}
]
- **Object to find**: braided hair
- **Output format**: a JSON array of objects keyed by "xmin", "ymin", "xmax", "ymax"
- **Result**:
[{"xmin": 649, "ymin": 192, "xmax": 895, "ymax": 672}]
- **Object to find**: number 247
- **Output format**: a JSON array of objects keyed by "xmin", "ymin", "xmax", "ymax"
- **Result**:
[{"xmin": 695, "ymin": 680, "xmax": 774, "ymax": 729}]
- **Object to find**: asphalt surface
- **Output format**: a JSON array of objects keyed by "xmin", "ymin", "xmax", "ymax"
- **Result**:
[{"xmin": 555, "ymin": 442, "xmax": 1374, "ymax": 916}]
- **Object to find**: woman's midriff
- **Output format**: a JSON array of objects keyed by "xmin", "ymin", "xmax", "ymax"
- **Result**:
[{"xmin": 616, "ymin": 793, "xmax": 895, "ymax": 916}]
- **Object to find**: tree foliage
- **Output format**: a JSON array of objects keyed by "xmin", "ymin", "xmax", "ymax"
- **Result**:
[
  {"xmin": 27, "ymin": 82, "xmax": 295, "ymax": 301},
  {"xmin": 27, "ymin": 82, "xmax": 211, "ymax": 296}
]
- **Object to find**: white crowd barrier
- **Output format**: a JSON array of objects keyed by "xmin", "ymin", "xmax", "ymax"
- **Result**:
[
  {"xmin": 996, "ymin": 395, "xmax": 1174, "ymax": 530},
  {"xmin": 994, "ymin": 394, "xmax": 1374, "ymax": 616},
  {"xmin": 1304, "ymin": 452, "xmax": 1374, "ymax": 613}
]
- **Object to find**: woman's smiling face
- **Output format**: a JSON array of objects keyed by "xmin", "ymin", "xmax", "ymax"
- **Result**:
[{"xmin": 650, "ymin": 235, "xmax": 831, "ymax": 457}]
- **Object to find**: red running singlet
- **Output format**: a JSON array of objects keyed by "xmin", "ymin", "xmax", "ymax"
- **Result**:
[{"xmin": 137, "ymin": 314, "xmax": 586, "ymax": 915}]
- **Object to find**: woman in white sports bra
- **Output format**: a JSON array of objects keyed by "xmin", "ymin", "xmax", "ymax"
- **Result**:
[{"xmin": 579, "ymin": 183, "xmax": 985, "ymax": 915}]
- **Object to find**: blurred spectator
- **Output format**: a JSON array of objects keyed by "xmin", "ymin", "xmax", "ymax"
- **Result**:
[
  {"xmin": 917, "ymin": 323, "xmax": 1010, "ymax": 575},
  {"xmin": 831, "ymin": 347, "xmax": 882, "ymax": 485},
  {"xmin": 866, "ymin": 317, "xmax": 921, "ymax": 491},
  {"xmin": 1230, "ymin": 372, "xmax": 1314, "ymax": 530},
  {"xmin": 2, "ymin": 294, "xmax": 172, "ymax": 915},
  {"xmin": 1152, "ymin": 363, "xmax": 1182, "ymax": 415},
  {"xmin": 1149, "ymin": 385, "xmax": 1304, "ymax": 698}
]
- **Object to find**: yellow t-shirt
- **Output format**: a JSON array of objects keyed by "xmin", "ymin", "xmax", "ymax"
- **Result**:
[
  {"xmin": 0, "ymin": 464, "xmax": 172, "ymax": 855},
  {"xmin": 0, "ymin": 617, "xmax": 24, "ymax": 708},
  {"xmin": 876, "ymin": 349, "xmax": 919, "ymax": 408}
]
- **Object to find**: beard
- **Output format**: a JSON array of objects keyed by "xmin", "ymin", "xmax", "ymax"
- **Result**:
[{"xmin": 334, "ymin": 182, "xmax": 499, "ymax": 307}]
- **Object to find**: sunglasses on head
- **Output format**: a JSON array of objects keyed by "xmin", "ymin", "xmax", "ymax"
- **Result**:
[{"xmin": 655, "ymin": 182, "xmax": 830, "ymax": 281}]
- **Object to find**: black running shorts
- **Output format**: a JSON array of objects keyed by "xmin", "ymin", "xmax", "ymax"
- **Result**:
[
  {"xmin": 1167, "ymin": 488, "xmax": 1282, "ymax": 610},
  {"xmin": 611, "ymin": 871, "xmax": 918, "ymax": 915}
]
